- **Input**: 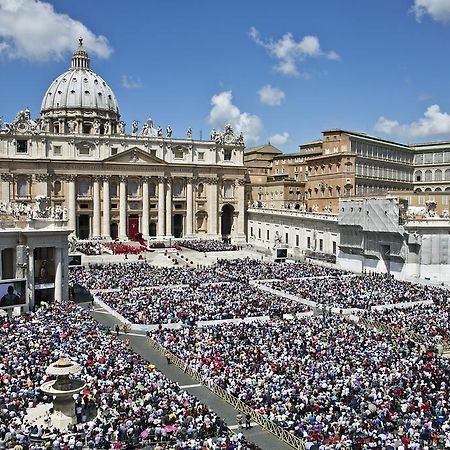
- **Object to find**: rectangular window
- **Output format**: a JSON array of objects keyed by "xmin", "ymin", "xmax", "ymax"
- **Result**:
[
  {"xmin": 333, "ymin": 241, "xmax": 337, "ymax": 254},
  {"xmin": 319, "ymin": 239, "xmax": 323, "ymax": 252},
  {"xmin": 79, "ymin": 147, "xmax": 90, "ymax": 156},
  {"xmin": 174, "ymin": 149, "xmax": 184, "ymax": 159},
  {"xmin": 285, "ymin": 233, "xmax": 289, "ymax": 244},
  {"xmin": 266, "ymin": 230, "xmax": 270, "ymax": 241},
  {"xmin": 307, "ymin": 236, "xmax": 311, "ymax": 249},
  {"xmin": 111, "ymin": 147, "xmax": 118, "ymax": 156},
  {"xmin": 258, "ymin": 228, "xmax": 261, "ymax": 239},
  {"xmin": 198, "ymin": 152, "xmax": 204, "ymax": 160},
  {"xmin": 53, "ymin": 145, "xmax": 61, "ymax": 156},
  {"xmin": 250, "ymin": 226, "xmax": 253, "ymax": 237},
  {"xmin": 296, "ymin": 235, "xmax": 299, "ymax": 246},
  {"xmin": 16, "ymin": 140, "xmax": 28, "ymax": 153}
]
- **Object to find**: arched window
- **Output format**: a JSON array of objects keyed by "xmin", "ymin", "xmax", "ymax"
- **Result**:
[
  {"xmin": 435, "ymin": 169, "xmax": 442, "ymax": 181},
  {"xmin": 424, "ymin": 170, "xmax": 432, "ymax": 182},
  {"xmin": 149, "ymin": 183, "xmax": 156, "ymax": 197},
  {"xmin": 173, "ymin": 180, "xmax": 183, "ymax": 197},
  {"xmin": 129, "ymin": 180, "xmax": 138, "ymax": 197},
  {"xmin": 197, "ymin": 183, "xmax": 204, "ymax": 197},
  {"xmin": 78, "ymin": 178, "xmax": 89, "ymax": 196},
  {"xmin": 223, "ymin": 181, "xmax": 233, "ymax": 198},
  {"xmin": 445, "ymin": 169, "xmax": 450, "ymax": 181},
  {"xmin": 54, "ymin": 180, "xmax": 62, "ymax": 196},
  {"xmin": 17, "ymin": 177, "xmax": 28, "ymax": 197}
]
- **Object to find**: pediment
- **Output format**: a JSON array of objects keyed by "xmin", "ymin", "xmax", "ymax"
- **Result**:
[{"xmin": 103, "ymin": 147, "xmax": 166, "ymax": 165}]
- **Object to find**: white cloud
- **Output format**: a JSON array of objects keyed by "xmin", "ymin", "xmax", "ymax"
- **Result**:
[
  {"xmin": 258, "ymin": 85, "xmax": 285, "ymax": 106},
  {"xmin": 121, "ymin": 75, "xmax": 143, "ymax": 89},
  {"xmin": 374, "ymin": 104, "xmax": 450, "ymax": 139},
  {"xmin": 249, "ymin": 26, "xmax": 339, "ymax": 76},
  {"xmin": 412, "ymin": 0, "xmax": 450, "ymax": 22},
  {"xmin": 269, "ymin": 132, "xmax": 289, "ymax": 146},
  {"xmin": 0, "ymin": 0, "xmax": 112, "ymax": 61},
  {"xmin": 207, "ymin": 90, "xmax": 263, "ymax": 144}
]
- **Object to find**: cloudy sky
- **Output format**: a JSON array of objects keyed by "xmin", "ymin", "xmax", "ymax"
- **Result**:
[{"xmin": 1, "ymin": 0, "xmax": 450, "ymax": 150}]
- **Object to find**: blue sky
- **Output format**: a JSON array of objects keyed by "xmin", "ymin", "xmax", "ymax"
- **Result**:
[{"xmin": 2, "ymin": 0, "xmax": 450, "ymax": 151}]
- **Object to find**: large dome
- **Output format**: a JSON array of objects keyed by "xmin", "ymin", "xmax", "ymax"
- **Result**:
[{"xmin": 40, "ymin": 40, "xmax": 119, "ymax": 116}]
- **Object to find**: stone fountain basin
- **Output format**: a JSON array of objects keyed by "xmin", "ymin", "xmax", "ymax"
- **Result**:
[{"xmin": 41, "ymin": 379, "xmax": 86, "ymax": 397}]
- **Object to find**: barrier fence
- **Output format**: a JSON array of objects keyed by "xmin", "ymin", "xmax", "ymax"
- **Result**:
[{"xmin": 147, "ymin": 337, "xmax": 306, "ymax": 450}]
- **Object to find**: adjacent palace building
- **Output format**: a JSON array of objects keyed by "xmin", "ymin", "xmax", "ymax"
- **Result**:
[{"xmin": 0, "ymin": 40, "xmax": 246, "ymax": 243}]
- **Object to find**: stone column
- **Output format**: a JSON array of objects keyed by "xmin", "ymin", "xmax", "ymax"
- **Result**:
[
  {"xmin": 236, "ymin": 179, "xmax": 246, "ymax": 243},
  {"xmin": 92, "ymin": 176, "xmax": 101, "ymax": 238},
  {"xmin": 54, "ymin": 247, "xmax": 62, "ymax": 302},
  {"xmin": 165, "ymin": 177, "xmax": 172, "ymax": 237},
  {"xmin": 67, "ymin": 175, "xmax": 77, "ymax": 235},
  {"xmin": 28, "ymin": 247, "xmax": 35, "ymax": 311},
  {"xmin": 141, "ymin": 177, "xmax": 150, "ymax": 238},
  {"xmin": 157, "ymin": 177, "xmax": 165, "ymax": 237},
  {"xmin": 102, "ymin": 176, "xmax": 111, "ymax": 238},
  {"xmin": 208, "ymin": 178, "xmax": 218, "ymax": 237},
  {"xmin": 186, "ymin": 177, "xmax": 194, "ymax": 236},
  {"xmin": 119, "ymin": 176, "xmax": 127, "ymax": 240}
]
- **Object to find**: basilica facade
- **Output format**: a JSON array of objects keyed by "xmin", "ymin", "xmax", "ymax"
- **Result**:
[{"xmin": 0, "ymin": 41, "xmax": 246, "ymax": 243}]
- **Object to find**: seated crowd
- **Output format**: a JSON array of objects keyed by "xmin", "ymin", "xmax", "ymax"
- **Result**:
[
  {"xmin": 215, "ymin": 258, "xmax": 346, "ymax": 283},
  {"xmin": 150, "ymin": 316, "xmax": 450, "ymax": 449},
  {"xmin": 362, "ymin": 298, "xmax": 450, "ymax": 343},
  {"xmin": 268, "ymin": 272, "xmax": 450, "ymax": 309},
  {"xmin": 103, "ymin": 242, "xmax": 147, "ymax": 255},
  {"xmin": 0, "ymin": 303, "xmax": 259, "ymax": 450},
  {"xmin": 97, "ymin": 282, "xmax": 309, "ymax": 325},
  {"xmin": 74, "ymin": 241, "xmax": 102, "ymax": 256},
  {"xmin": 69, "ymin": 263, "xmax": 226, "ymax": 291},
  {"xmin": 179, "ymin": 240, "xmax": 238, "ymax": 253}
]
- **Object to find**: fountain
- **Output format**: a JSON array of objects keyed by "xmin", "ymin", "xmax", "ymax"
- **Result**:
[{"xmin": 40, "ymin": 358, "xmax": 86, "ymax": 430}]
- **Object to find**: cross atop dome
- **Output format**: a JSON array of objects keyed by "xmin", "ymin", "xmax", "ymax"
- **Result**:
[{"xmin": 71, "ymin": 38, "xmax": 90, "ymax": 70}]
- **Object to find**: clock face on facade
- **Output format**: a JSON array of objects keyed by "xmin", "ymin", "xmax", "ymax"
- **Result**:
[
  {"xmin": 16, "ymin": 121, "xmax": 29, "ymax": 133},
  {"xmin": 223, "ymin": 132, "xmax": 234, "ymax": 144}
]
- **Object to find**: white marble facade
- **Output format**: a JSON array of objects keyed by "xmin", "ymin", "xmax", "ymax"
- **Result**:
[{"xmin": 0, "ymin": 41, "xmax": 246, "ymax": 243}]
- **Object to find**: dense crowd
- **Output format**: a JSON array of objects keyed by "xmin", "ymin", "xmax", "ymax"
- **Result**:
[
  {"xmin": 74, "ymin": 241, "xmax": 102, "ymax": 255},
  {"xmin": 179, "ymin": 240, "xmax": 238, "ymax": 253},
  {"xmin": 103, "ymin": 242, "xmax": 147, "ymax": 255},
  {"xmin": 268, "ymin": 272, "xmax": 450, "ymax": 309},
  {"xmin": 0, "ymin": 304, "xmax": 260, "ymax": 449},
  {"xmin": 69, "ymin": 263, "xmax": 226, "ymax": 291},
  {"xmin": 362, "ymin": 298, "xmax": 450, "ymax": 343},
  {"xmin": 215, "ymin": 258, "xmax": 346, "ymax": 283},
  {"xmin": 150, "ymin": 316, "xmax": 450, "ymax": 449},
  {"xmin": 97, "ymin": 282, "xmax": 309, "ymax": 325}
]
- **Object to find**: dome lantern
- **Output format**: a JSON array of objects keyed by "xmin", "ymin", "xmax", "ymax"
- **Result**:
[{"xmin": 71, "ymin": 37, "xmax": 90, "ymax": 70}]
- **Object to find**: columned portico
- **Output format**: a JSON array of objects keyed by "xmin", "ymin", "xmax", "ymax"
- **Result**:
[
  {"xmin": 141, "ymin": 176, "xmax": 150, "ymax": 238},
  {"xmin": 186, "ymin": 177, "xmax": 194, "ymax": 236},
  {"xmin": 165, "ymin": 177, "xmax": 173, "ymax": 237},
  {"xmin": 102, "ymin": 176, "xmax": 110, "ymax": 238},
  {"xmin": 92, "ymin": 176, "xmax": 101, "ymax": 237},
  {"xmin": 157, "ymin": 177, "xmax": 165, "ymax": 237},
  {"xmin": 119, "ymin": 176, "xmax": 127, "ymax": 240}
]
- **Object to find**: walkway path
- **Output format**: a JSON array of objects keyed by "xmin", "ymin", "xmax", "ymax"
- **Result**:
[{"xmin": 87, "ymin": 303, "xmax": 294, "ymax": 450}]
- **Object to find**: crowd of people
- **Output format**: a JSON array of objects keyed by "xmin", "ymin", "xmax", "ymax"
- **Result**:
[
  {"xmin": 0, "ymin": 303, "xmax": 260, "ymax": 449},
  {"xmin": 74, "ymin": 241, "xmax": 103, "ymax": 256},
  {"xmin": 103, "ymin": 242, "xmax": 147, "ymax": 255},
  {"xmin": 214, "ymin": 259, "xmax": 346, "ymax": 283},
  {"xmin": 150, "ymin": 315, "xmax": 450, "ymax": 449},
  {"xmin": 69, "ymin": 263, "xmax": 226, "ymax": 291},
  {"xmin": 97, "ymin": 282, "xmax": 309, "ymax": 325},
  {"xmin": 179, "ymin": 240, "xmax": 239, "ymax": 253},
  {"xmin": 362, "ymin": 298, "xmax": 450, "ymax": 343},
  {"xmin": 268, "ymin": 272, "xmax": 450, "ymax": 309}
]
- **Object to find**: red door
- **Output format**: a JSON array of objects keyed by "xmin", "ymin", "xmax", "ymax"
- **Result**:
[{"xmin": 128, "ymin": 216, "xmax": 139, "ymax": 240}]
